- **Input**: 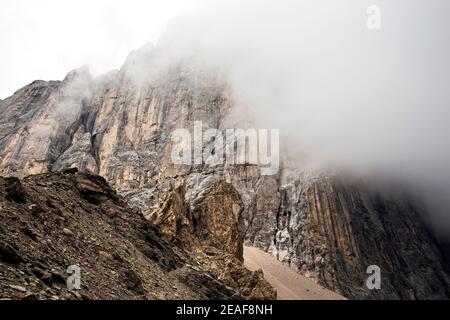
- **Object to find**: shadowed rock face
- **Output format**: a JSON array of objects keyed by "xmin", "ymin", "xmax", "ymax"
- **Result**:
[
  {"xmin": 148, "ymin": 181, "xmax": 276, "ymax": 299},
  {"xmin": 0, "ymin": 48, "xmax": 449, "ymax": 299},
  {"xmin": 150, "ymin": 182, "xmax": 244, "ymax": 260},
  {"xmin": 271, "ymin": 174, "xmax": 450, "ymax": 299}
]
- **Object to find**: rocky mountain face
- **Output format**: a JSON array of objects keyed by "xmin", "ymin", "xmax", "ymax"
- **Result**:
[
  {"xmin": 0, "ymin": 170, "xmax": 274, "ymax": 300},
  {"xmin": 273, "ymin": 172, "xmax": 450, "ymax": 299},
  {"xmin": 0, "ymin": 48, "xmax": 449, "ymax": 299}
]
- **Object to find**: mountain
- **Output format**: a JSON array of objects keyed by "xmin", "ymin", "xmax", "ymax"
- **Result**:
[
  {"xmin": 0, "ymin": 170, "xmax": 274, "ymax": 300},
  {"xmin": 0, "ymin": 47, "xmax": 449, "ymax": 299}
]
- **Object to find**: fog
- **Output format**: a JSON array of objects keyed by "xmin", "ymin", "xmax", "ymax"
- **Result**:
[
  {"xmin": 2, "ymin": 0, "xmax": 450, "ymax": 235},
  {"xmin": 153, "ymin": 0, "xmax": 450, "ymax": 235},
  {"xmin": 0, "ymin": 0, "xmax": 197, "ymax": 99}
]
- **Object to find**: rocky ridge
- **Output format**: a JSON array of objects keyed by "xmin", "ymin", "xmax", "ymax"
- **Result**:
[{"xmin": 0, "ymin": 170, "xmax": 274, "ymax": 300}]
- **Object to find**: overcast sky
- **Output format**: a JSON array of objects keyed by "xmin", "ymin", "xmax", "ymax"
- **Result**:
[{"xmin": 0, "ymin": 0, "xmax": 198, "ymax": 99}]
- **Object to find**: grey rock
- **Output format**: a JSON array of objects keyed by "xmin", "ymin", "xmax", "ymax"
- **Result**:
[
  {"xmin": 9, "ymin": 285, "xmax": 27, "ymax": 292},
  {"xmin": 63, "ymin": 228, "xmax": 74, "ymax": 236}
]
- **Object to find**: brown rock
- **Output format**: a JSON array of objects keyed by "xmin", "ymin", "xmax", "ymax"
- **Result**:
[{"xmin": 149, "ymin": 181, "xmax": 276, "ymax": 300}]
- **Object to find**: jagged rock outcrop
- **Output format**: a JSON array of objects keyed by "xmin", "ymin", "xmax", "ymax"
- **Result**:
[
  {"xmin": 148, "ymin": 181, "xmax": 275, "ymax": 299},
  {"xmin": 1, "ymin": 46, "xmax": 449, "ymax": 299},
  {"xmin": 0, "ymin": 171, "xmax": 275, "ymax": 300},
  {"xmin": 0, "ymin": 70, "xmax": 92, "ymax": 177}
]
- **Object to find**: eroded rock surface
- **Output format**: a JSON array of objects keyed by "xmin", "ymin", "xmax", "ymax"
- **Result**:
[
  {"xmin": 261, "ymin": 171, "xmax": 450, "ymax": 299},
  {"xmin": 149, "ymin": 181, "xmax": 276, "ymax": 300}
]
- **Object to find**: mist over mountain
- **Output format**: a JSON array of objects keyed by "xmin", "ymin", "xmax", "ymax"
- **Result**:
[
  {"xmin": 145, "ymin": 0, "xmax": 450, "ymax": 236},
  {"xmin": 1, "ymin": 0, "xmax": 450, "ymax": 301}
]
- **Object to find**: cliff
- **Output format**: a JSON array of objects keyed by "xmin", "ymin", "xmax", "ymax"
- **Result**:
[{"xmin": 0, "ymin": 47, "xmax": 449, "ymax": 299}]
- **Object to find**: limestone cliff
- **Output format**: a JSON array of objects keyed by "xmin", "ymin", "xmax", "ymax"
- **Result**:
[{"xmin": 0, "ymin": 48, "xmax": 449, "ymax": 299}]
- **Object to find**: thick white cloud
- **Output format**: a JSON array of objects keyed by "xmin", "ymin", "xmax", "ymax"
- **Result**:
[{"xmin": 0, "ymin": 0, "xmax": 197, "ymax": 98}]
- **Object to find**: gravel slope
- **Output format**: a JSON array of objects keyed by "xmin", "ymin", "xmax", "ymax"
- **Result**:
[{"xmin": 244, "ymin": 246, "xmax": 346, "ymax": 300}]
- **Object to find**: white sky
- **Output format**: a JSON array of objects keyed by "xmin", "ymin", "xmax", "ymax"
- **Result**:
[{"xmin": 0, "ymin": 0, "xmax": 198, "ymax": 99}]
